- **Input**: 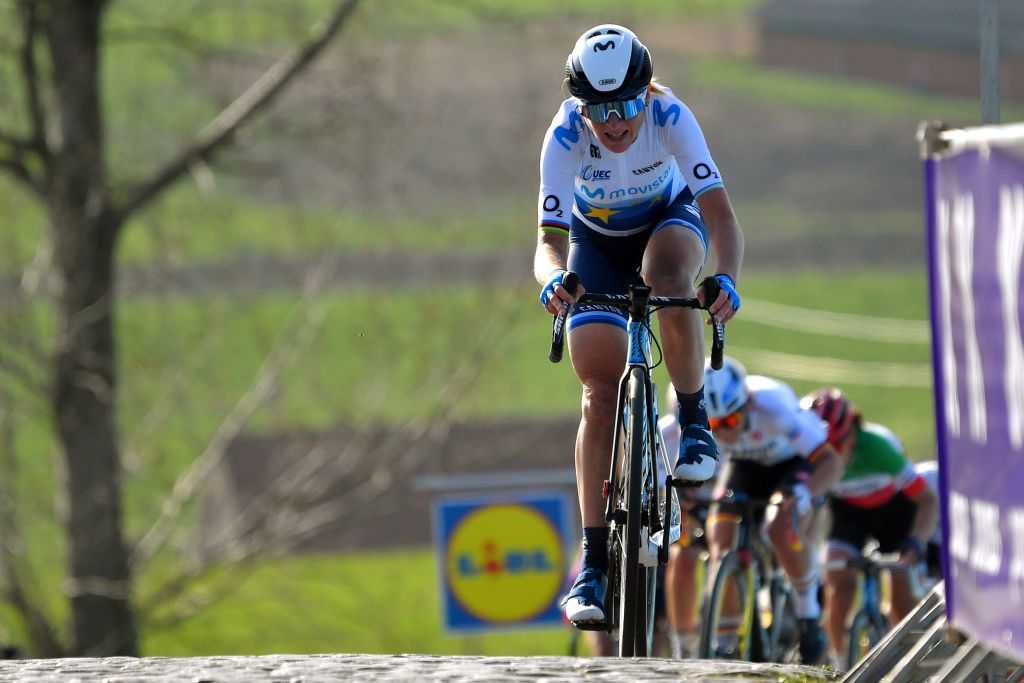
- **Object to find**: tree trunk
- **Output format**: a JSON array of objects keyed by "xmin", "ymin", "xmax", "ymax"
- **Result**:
[{"xmin": 47, "ymin": 0, "xmax": 138, "ymax": 656}]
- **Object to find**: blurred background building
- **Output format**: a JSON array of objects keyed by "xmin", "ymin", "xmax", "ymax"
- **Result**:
[{"xmin": 758, "ymin": 0, "xmax": 1024, "ymax": 101}]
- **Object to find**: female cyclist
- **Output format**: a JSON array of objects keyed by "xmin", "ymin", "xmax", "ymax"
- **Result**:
[
  {"xmin": 703, "ymin": 357, "xmax": 844, "ymax": 664},
  {"xmin": 534, "ymin": 24, "xmax": 745, "ymax": 627},
  {"xmin": 802, "ymin": 388, "xmax": 938, "ymax": 669}
]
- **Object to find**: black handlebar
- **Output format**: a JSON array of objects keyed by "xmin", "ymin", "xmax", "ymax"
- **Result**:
[
  {"xmin": 701, "ymin": 276, "xmax": 725, "ymax": 370},
  {"xmin": 548, "ymin": 272, "xmax": 578, "ymax": 363},
  {"xmin": 548, "ymin": 272, "xmax": 726, "ymax": 367}
]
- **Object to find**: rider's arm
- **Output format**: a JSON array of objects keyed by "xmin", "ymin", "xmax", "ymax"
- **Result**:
[
  {"xmin": 697, "ymin": 187, "xmax": 744, "ymax": 286},
  {"xmin": 535, "ymin": 231, "xmax": 569, "ymax": 285},
  {"xmin": 535, "ymin": 102, "xmax": 584, "ymax": 313},
  {"xmin": 662, "ymin": 95, "xmax": 744, "ymax": 320},
  {"xmin": 902, "ymin": 475, "xmax": 940, "ymax": 559},
  {"xmin": 805, "ymin": 442, "xmax": 845, "ymax": 500}
]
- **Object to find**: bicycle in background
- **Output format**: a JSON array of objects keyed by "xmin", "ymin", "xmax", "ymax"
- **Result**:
[
  {"xmin": 699, "ymin": 490, "xmax": 803, "ymax": 663},
  {"xmin": 823, "ymin": 542, "xmax": 922, "ymax": 670},
  {"xmin": 550, "ymin": 272, "xmax": 724, "ymax": 657}
]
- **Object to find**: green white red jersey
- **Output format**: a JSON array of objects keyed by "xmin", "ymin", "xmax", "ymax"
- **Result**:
[{"xmin": 830, "ymin": 422, "xmax": 928, "ymax": 508}]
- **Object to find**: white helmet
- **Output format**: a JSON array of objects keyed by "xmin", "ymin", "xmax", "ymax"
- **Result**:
[
  {"xmin": 703, "ymin": 356, "xmax": 748, "ymax": 418},
  {"xmin": 565, "ymin": 24, "xmax": 653, "ymax": 103}
]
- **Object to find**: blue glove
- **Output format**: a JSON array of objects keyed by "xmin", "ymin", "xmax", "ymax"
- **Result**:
[
  {"xmin": 539, "ymin": 269, "xmax": 568, "ymax": 308},
  {"xmin": 714, "ymin": 273, "xmax": 741, "ymax": 312}
]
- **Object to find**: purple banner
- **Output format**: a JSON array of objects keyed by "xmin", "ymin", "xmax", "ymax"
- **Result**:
[{"xmin": 926, "ymin": 142, "xmax": 1024, "ymax": 663}]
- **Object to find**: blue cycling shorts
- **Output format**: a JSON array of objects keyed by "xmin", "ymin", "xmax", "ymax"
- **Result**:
[{"xmin": 566, "ymin": 189, "xmax": 708, "ymax": 331}]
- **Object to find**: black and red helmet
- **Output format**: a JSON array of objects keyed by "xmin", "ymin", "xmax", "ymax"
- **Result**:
[{"xmin": 801, "ymin": 388, "xmax": 862, "ymax": 448}]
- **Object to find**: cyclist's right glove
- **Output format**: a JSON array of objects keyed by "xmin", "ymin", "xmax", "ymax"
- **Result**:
[{"xmin": 539, "ymin": 268, "xmax": 568, "ymax": 308}]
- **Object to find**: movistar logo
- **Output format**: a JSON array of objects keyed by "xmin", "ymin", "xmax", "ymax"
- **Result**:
[
  {"xmin": 652, "ymin": 99, "xmax": 681, "ymax": 127},
  {"xmin": 553, "ymin": 110, "xmax": 586, "ymax": 151},
  {"xmin": 593, "ymin": 41, "xmax": 615, "ymax": 52}
]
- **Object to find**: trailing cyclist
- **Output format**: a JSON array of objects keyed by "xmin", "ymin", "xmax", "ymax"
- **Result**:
[
  {"xmin": 534, "ymin": 24, "xmax": 744, "ymax": 627},
  {"xmin": 801, "ymin": 388, "xmax": 939, "ymax": 670},
  {"xmin": 661, "ymin": 386, "xmax": 714, "ymax": 659},
  {"xmin": 703, "ymin": 357, "xmax": 844, "ymax": 665}
]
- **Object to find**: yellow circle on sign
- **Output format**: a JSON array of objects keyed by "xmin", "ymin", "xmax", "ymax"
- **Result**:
[{"xmin": 446, "ymin": 503, "xmax": 564, "ymax": 623}]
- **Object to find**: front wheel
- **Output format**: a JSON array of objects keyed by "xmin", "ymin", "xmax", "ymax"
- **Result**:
[
  {"xmin": 846, "ymin": 610, "xmax": 886, "ymax": 669},
  {"xmin": 617, "ymin": 367, "xmax": 649, "ymax": 657},
  {"xmin": 700, "ymin": 550, "xmax": 755, "ymax": 660}
]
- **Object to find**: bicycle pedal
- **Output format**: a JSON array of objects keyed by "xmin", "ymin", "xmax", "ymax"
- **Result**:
[{"xmin": 571, "ymin": 619, "xmax": 608, "ymax": 632}]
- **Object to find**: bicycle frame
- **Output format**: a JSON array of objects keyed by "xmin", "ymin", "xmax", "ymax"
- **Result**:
[
  {"xmin": 606, "ymin": 286, "xmax": 680, "ymax": 562},
  {"xmin": 700, "ymin": 493, "xmax": 799, "ymax": 663},
  {"xmin": 604, "ymin": 285, "xmax": 681, "ymax": 656},
  {"xmin": 824, "ymin": 547, "xmax": 901, "ymax": 669},
  {"xmin": 548, "ymin": 274, "xmax": 723, "ymax": 657}
]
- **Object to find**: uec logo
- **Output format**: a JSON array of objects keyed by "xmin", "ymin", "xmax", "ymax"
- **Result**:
[{"xmin": 445, "ymin": 504, "xmax": 564, "ymax": 622}]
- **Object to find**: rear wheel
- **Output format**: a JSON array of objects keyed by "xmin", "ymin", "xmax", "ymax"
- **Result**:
[
  {"xmin": 617, "ymin": 368, "xmax": 648, "ymax": 657},
  {"xmin": 700, "ymin": 550, "xmax": 755, "ymax": 660}
]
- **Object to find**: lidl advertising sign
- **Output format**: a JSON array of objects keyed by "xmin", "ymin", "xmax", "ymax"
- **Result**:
[{"xmin": 433, "ymin": 493, "xmax": 572, "ymax": 632}]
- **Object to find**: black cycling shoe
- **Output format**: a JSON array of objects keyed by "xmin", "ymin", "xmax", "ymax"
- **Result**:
[{"xmin": 798, "ymin": 618, "xmax": 827, "ymax": 665}]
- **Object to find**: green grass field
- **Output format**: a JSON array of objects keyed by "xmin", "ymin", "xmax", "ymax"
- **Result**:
[{"xmin": 141, "ymin": 548, "xmax": 581, "ymax": 657}]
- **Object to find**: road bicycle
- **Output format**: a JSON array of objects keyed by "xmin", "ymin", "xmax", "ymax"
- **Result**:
[
  {"xmin": 550, "ymin": 272, "xmax": 725, "ymax": 657},
  {"xmin": 823, "ymin": 543, "xmax": 920, "ymax": 670},
  {"xmin": 699, "ymin": 490, "xmax": 803, "ymax": 663}
]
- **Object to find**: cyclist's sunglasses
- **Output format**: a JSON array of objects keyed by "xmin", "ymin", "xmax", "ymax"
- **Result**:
[
  {"xmin": 709, "ymin": 409, "xmax": 744, "ymax": 431},
  {"xmin": 578, "ymin": 94, "xmax": 646, "ymax": 123}
]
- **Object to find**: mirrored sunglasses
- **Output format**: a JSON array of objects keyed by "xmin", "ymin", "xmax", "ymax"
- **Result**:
[
  {"xmin": 578, "ymin": 95, "xmax": 646, "ymax": 123},
  {"xmin": 709, "ymin": 410, "xmax": 743, "ymax": 431}
]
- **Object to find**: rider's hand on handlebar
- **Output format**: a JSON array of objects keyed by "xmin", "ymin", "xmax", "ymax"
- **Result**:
[
  {"xmin": 784, "ymin": 482, "xmax": 813, "ymax": 517},
  {"xmin": 899, "ymin": 537, "xmax": 925, "ymax": 567},
  {"xmin": 539, "ymin": 269, "xmax": 585, "ymax": 315},
  {"xmin": 700, "ymin": 273, "xmax": 740, "ymax": 324}
]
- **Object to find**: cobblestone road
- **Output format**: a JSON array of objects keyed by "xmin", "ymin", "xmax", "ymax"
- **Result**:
[{"xmin": 0, "ymin": 654, "xmax": 839, "ymax": 682}]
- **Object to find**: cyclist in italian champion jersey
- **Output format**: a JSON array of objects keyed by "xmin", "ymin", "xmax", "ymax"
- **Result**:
[
  {"xmin": 536, "ymin": 24, "xmax": 745, "ymax": 627},
  {"xmin": 703, "ymin": 357, "xmax": 844, "ymax": 664},
  {"xmin": 801, "ymin": 389, "xmax": 938, "ymax": 667}
]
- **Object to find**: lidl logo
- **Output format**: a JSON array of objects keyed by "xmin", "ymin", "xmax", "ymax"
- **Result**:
[{"xmin": 434, "ymin": 494, "xmax": 571, "ymax": 632}]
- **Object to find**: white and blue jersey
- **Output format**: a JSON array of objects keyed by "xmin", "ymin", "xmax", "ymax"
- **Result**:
[
  {"xmin": 538, "ymin": 90, "xmax": 724, "ymax": 239},
  {"xmin": 537, "ymin": 89, "xmax": 726, "ymax": 330}
]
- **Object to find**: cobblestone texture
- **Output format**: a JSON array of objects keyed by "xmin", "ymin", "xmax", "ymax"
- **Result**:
[{"xmin": 0, "ymin": 654, "xmax": 840, "ymax": 682}]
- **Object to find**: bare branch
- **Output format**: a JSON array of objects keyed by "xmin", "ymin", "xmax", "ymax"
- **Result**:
[
  {"xmin": 136, "ymin": 275, "xmax": 534, "ymax": 623},
  {"xmin": 15, "ymin": 0, "xmax": 47, "ymax": 159},
  {"xmin": 139, "ymin": 559, "xmax": 259, "ymax": 631},
  {"xmin": 129, "ymin": 254, "xmax": 339, "ymax": 571},
  {"xmin": 0, "ymin": 156, "xmax": 42, "ymax": 196},
  {"xmin": 0, "ymin": 130, "xmax": 31, "ymax": 151},
  {"xmin": 118, "ymin": 0, "xmax": 362, "ymax": 221}
]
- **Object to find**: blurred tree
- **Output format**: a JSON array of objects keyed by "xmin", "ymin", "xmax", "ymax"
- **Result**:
[{"xmin": 0, "ymin": 0, "xmax": 362, "ymax": 656}]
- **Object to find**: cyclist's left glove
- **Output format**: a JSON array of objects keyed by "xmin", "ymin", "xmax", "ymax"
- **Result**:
[
  {"xmin": 714, "ymin": 273, "xmax": 741, "ymax": 312},
  {"xmin": 539, "ymin": 268, "xmax": 568, "ymax": 308}
]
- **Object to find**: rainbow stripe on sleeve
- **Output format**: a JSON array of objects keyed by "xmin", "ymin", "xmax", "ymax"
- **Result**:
[{"xmin": 539, "ymin": 222, "xmax": 570, "ymax": 237}]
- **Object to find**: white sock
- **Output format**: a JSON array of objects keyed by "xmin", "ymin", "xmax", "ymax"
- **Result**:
[
  {"xmin": 669, "ymin": 631, "xmax": 699, "ymax": 659},
  {"xmin": 792, "ymin": 571, "xmax": 821, "ymax": 620}
]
